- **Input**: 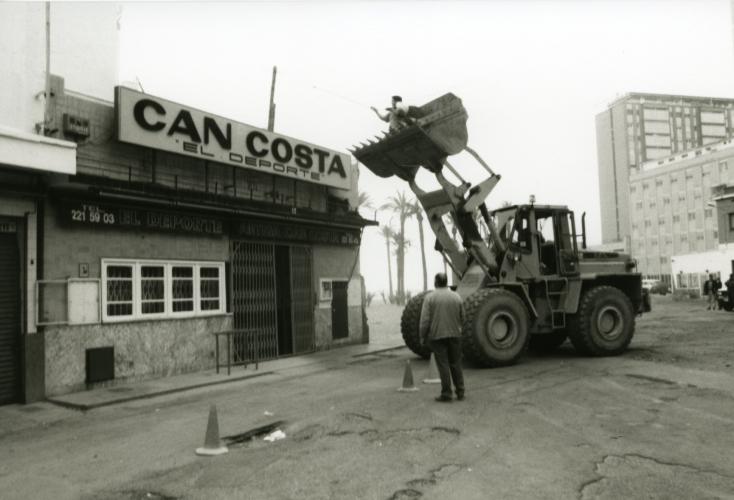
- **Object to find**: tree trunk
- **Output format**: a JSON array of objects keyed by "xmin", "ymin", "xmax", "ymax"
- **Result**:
[
  {"xmin": 398, "ymin": 215, "xmax": 406, "ymax": 304},
  {"xmin": 417, "ymin": 213, "xmax": 427, "ymax": 291},
  {"xmin": 386, "ymin": 239, "xmax": 393, "ymax": 299}
]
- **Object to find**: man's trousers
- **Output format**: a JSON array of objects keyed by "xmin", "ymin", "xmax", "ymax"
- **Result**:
[{"xmin": 428, "ymin": 337, "xmax": 465, "ymax": 399}]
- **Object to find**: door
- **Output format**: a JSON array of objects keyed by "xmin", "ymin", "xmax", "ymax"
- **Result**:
[
  {"xmin": 274, "ymin": 246, "xmax": 293, "ymax": 356},
  {"xmin": 0, "ymin": 233, "xmax": 21, "ymax": 404},
  {"xmin": 556, "ymin": 212, "xmax": 580, "ymax": 276},
  {"xmin": 331, "ymin": 281, "xmax": 349, "ymax": 339}
]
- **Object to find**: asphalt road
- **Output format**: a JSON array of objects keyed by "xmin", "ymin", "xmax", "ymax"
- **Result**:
[{"xmin": 2, "ymin": 295, "xmax": 734, "ymax": 500}]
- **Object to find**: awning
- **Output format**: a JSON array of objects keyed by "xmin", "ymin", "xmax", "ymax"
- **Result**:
[{"xmin": 0, "ymin": 126, "xmax": 76, "ymax": 175}]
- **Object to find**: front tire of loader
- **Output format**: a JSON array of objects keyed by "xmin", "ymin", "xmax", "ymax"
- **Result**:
[
  {"xmin": 400, "ymin": 292, "xmax": 431, "ymax": 359},
  {"xmin": 568, "ymin": 286, "xmax": 635, "ymax": 356},
  {"xmin": 462, "ymin": 289, "xmax": 530, "ymax": 367}
]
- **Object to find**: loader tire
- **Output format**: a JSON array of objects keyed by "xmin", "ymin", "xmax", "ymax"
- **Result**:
[
  {"xmin": 462, "ymin": 289, "xmax": 530, "ymax": 367},
  {"xmin": 400, "ymin": 292, "xmax": 431, "ymax": 359},
  {"xmin": 568, "ymin": 286, "xmax": 635, "ymax": 356},
  {"xmin": 528, "ymin": 331, "xmax": 567, "ymax": 352}
]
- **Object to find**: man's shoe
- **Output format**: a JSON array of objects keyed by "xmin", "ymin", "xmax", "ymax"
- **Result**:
[
  {"xmin": 456, "ymin": 394, "xmax": 465, "ymax": 401},
  {"xmin": 435, "ymin": 396, "xmax": 452, "ymax": 402}
]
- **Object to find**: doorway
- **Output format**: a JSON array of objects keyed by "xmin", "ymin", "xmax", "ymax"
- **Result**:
[
  {"xmin": 331, "ymin": 281, "xmax": 349, "ymax": 339},
  {"xmin": 0, "ymin": 232, "xmax": 21, "ymax": 405},
  {"xmin": 274, "ymin": 246, "xmax": 293, "ymax": 356},
  {"xmin": 230, "ymin": 241, "xmax": 314, "ymax": 359}
]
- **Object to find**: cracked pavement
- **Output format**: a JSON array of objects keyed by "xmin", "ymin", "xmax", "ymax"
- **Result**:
[{"xmin": 2, "ymin": 296, "xmax": 734, "ymax": 499}]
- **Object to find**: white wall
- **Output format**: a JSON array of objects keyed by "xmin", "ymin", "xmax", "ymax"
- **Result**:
[
  {"xmin": 671, "ymin": 243, "xmax": 734, "ymax": 288},
  {"xmin": 0, "ymin": 3, "xmax": 46, "ymax": 133},
  {"xmin": 50, "ymin": 3, "xmax": 120, "ymax": 101},
  {"xmin": 0, "ymin": 2, "xmax": 120, "ymax": 135}
]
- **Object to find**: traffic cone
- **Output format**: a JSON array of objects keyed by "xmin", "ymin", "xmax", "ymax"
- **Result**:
[
  {"xmin": 397, "ymin": 360, "xmax": 419, "ymax": 392},
  {"xmin": 195, "ymin": 404, "xmax": 229, "ymax": 456},
  {"xmin": 423, "ymin": 353, "xmax": 441, "ymax": 384}
]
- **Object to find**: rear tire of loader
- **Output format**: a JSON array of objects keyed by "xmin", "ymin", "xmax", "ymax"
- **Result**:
[
  {"xmin": 400, "ymin": 292, "xmax": 432, "ymax": 359},
  {"xmin": 462, "ymin": 289, "xmax": 530, "ymax": 367},
  {"xmin": 528, "ymin": 331, "xmax": 568, "ymax": 352},
  {"xmin": 568, "ymin": 286, "xmax": 635, "ymax": 356}
]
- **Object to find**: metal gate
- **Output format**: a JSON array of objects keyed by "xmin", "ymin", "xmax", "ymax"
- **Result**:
[
  {"xmin": 291, "ymin": 246, "xmax": 314, "ymax": 354},
  {"xmin": 230, "ymin": 241, "xmax": 314, "ymax": 359},
  {"xmin": 0, "ymin": 233, "xmax": 20, "ymax": 404},
  {"xmin": 230, "ymin": 241, "xmax": 278, "ymax": 360}
]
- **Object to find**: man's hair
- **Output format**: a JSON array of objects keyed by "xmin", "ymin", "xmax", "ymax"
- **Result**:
[
  {"xmin": 391, "ymin": 95, "xmax": 402, "ymax": 102},
  {"xmin": 434, "ymin": 272, "xmax": 448, "ymax": 288}
]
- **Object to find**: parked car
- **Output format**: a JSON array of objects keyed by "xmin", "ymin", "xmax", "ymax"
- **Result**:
[{"xmin": 642, "ymin": 279, "xmax": 670, "ymax": 295}]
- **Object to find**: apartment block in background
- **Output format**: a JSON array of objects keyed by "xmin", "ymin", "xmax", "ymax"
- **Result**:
[{"xmin": 596, "ymin": 93, "xmax": 734, "ymax": 248}]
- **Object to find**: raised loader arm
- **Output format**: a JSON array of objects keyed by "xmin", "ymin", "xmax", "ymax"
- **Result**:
[{"xmin": 352, "ymin": 93, "xmax": 504, "ymax": 280}]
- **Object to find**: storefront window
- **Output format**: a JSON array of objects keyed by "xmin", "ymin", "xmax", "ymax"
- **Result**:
[
  {"xmin": 141, "ymin": 265, "xmax": 165, "ymax": 315},
  {"xmin": 200, "ymin": 267, "xmax": 221, "ymax": 311},
  {"xmin": 106, "ymin": 265, "xmax": 133, "ymax": 317},
  {"xmin": 102, "ymin": 260, "xmax": 225, "ymax": 322},
  {"xmin": 172, "ymin": 266, "xmax": 194, "ymax": 313}
]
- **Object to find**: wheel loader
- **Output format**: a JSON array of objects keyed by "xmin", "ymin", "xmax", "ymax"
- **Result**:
[{"xmin": 351, "ymin": 93, "xmax": 651, "ymax": 367}]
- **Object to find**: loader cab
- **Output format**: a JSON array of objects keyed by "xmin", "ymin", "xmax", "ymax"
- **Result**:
[
  {"xmin": 494, "ymin": 205, "xmax": 579, "ymax": 279},
  {"xmin": 534, "ymin": 207, "xmax": 579, "ymax": 277}
]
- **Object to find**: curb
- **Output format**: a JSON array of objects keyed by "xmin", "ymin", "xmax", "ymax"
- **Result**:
[
  {"xmin": 47, "ymin": 371, "xmax": 274, "ymax": 411},
  {"xmin": 351, "ymin": 345, "xmax": 407, "ymax": 358}
]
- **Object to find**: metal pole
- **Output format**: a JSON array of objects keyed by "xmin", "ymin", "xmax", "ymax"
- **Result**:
[
  {"xmin": 43, "ymin": 2, "xmax": 51, "ymax": 135},
  {"xmin": 267, "ymin": 66, "xmax": 277, "ymax": 131}
]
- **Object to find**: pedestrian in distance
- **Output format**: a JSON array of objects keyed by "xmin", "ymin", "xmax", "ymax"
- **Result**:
[
  {"xmin": 419, "ymin": 272, "xmax": 465, "ymax": 402},
  {"xmin": 703, "ymin": 274, "xmax": 718, "ymax": 310},
  {"xmin": 726, "ymin": 273, "xmax": 734, "ymax": 308},
  {"xmin": 371, "ymin": 95, "xmax": 415, "ymax": 132}
]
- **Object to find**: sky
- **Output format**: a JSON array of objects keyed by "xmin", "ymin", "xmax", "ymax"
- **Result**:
[{"xmin": 118, "ymin": 0, "xmax": 734, "ymax": 297}]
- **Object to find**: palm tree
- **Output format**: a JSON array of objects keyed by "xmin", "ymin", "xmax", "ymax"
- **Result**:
[
  {"xmin": 379, "ymin": 225, "xmax": 395, "ymax": 299},
  {"xmin": 390, "ymin": 230, "xmax": 411, "ymax": 302},
  {"xmin": 407, "ymin": 200, "xmax": 428, "ymax": 292},
  {"xmin": 381, "ymin": 191, "xmax": 413, "ymax": 304},
  {"xmin": 357, "ymin": 191, "xmax": 374, "ymax": 217}
]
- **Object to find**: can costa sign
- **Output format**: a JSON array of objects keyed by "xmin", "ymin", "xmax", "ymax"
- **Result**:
[{"xmin": 115, "ymin": 87, "xmax": 351, "ymax": 190}]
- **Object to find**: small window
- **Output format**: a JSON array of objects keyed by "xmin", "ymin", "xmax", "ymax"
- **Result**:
[
  {"xmin": 200, "ymin": 266, "xmax": 221, "ymax": 311},
  {"xmin": 729, "ymin": 213, "xmax": 734, "ymax": 230},
  {"xmin": 320, "ymin": 279, "xmax": 333, "ymax": 301},
  {"xmin": 141, "ymin": 265, "xmax": 165, "ymax": 315},
  {"xmin": 172, "ymin": 266, "xmax": 194, "ymax": 313},
  {"xmin": 511, "ymin": 215, "xmax": 532, "ymax": 252},
  {"xmin": 106, "ymin": 265, "xmax": 133, "ymax": 317}
]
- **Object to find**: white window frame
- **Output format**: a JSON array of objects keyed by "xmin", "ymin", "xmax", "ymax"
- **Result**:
[{"xmin": 102, "ymin": 258, "xmax": 226, "ymax": 323}]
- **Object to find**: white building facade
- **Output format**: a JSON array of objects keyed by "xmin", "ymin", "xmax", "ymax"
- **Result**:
[{"xmin": 627, "ymin": 138, "xmax": 734, "ymax": 282}]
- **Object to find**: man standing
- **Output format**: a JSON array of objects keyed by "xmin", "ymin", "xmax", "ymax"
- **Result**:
[
  {"xmin": 704, "ymin": 274, "xmax": 718, "ymax": 310},
  {"xmin": 726, "ymin": 273, "xmax": 734, "ymax": 309},
  {"xmin": 419, "ymin": 272, "xmax": 465, "ymax": 402},
  {"xmin": 371, "ymin": 95, "xmax": 414, "ymax": 132}
]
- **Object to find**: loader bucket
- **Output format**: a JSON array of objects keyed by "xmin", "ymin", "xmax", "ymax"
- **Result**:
[{"xmin": 352, "ymin": 93, "xmax": 468, "ymax": 181}]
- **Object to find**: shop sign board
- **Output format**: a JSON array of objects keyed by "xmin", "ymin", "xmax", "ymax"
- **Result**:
[
  {"xmin": 0, "ymin": 221, "xmax": 17, "ymax": 233},
  {"xmin": 115, "ymin": 86, "xmax": 351, "ymax": 191},
  {"xmin": 60, "ymin": 201, "xmax": 224, "ymax": 236},
  {"xmin": 235, "ymin": 220, "xmax": 360, "ymax": 246}
]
